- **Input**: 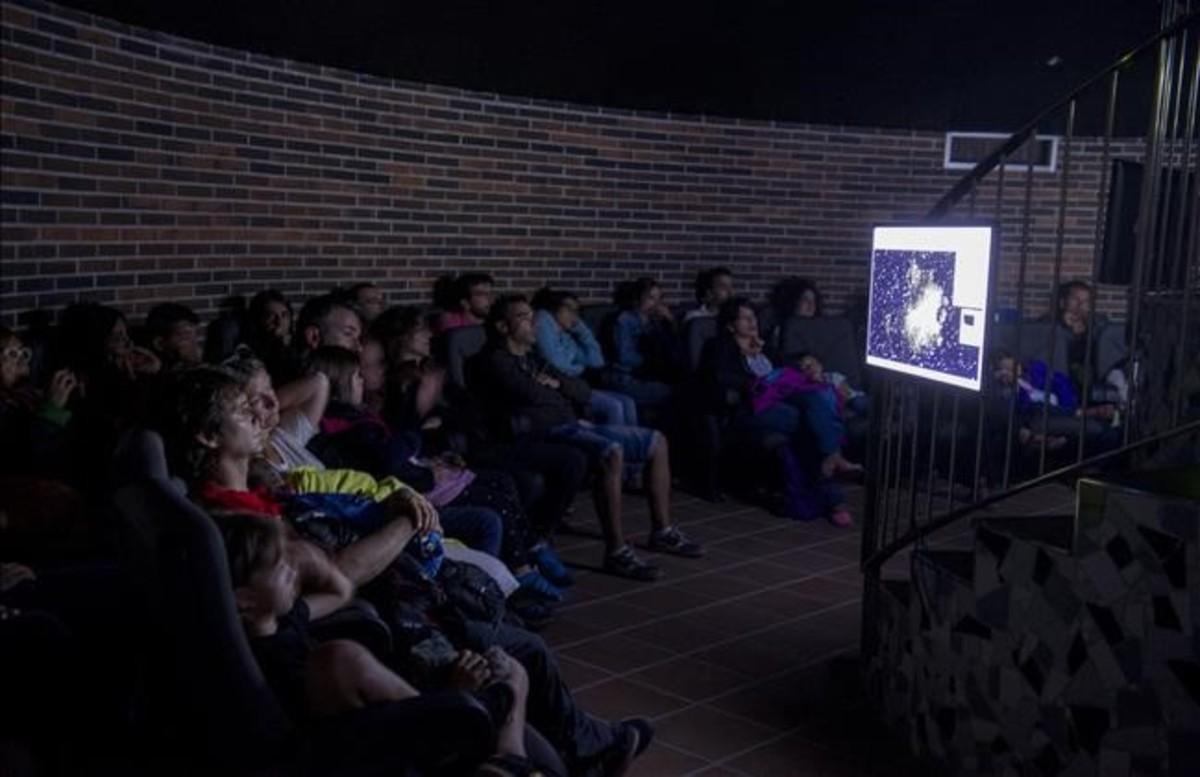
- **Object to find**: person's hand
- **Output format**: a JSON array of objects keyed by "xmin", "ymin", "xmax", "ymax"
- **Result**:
[
  {"xmin": 430, "ymin": 458, "xmax": 462, "ymax": 485},
  {"xmin": 485, "ymin": 647, "xmax": 529, "ymax": 700},
  {"xmin": 439, "ymin": 451, "xmax": 467, "ymax": 469},
  {"xmin": 0, "ymin": 563, "xmax": 36, "ymax": 593},
  {"xmin": 535, "ymin": 372, "xmax": 560, "ymax": 390},
  {"xmin": 653, "ymin": 303, "xmax": 675, "ymax": 323},
  {"xmin": 447, "ymin": 650, "xmax": 493, "ymax": 692},
  {"xmin": 421, "ymin": 416, "xmax": 444, "ymax": 431},
  {"xmin": 47, "ymin": 369, "xmax": 78, "ymax": 408},
  {"xmin": 385, "ymin": 489, "xmax": 441, "ymax": 535},
  {"xmin": 127, "ymin": 346, "xmax": 161, "ymax": 376},
  {"xmin": 747, "ymin": 336, "xmax": 765, "ymax": 356}
]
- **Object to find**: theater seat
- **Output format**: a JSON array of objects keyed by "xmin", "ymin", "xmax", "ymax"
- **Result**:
[
  {"xmin": 683, "ymin": 316, "xmax": 718, "ymax": 375},
  {"xmin": 110, "ymin": 435, "xmax": 494, "ymax": 773},
  {"xmin": 442, "ymin": 324, "xmax": 487, "ymax": 392},
  {"xmin": 203, "ymin": 313, "xmax": 244, "ymax": 364},
  {"xmin": 778, "ymin": 316, "xmax": 863, "ymax": 386}
]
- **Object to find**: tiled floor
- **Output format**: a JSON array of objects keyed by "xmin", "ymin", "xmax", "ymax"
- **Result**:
[{"xmin": 539, "ymin": 481, "xmax": 1078, "ymax": 776}]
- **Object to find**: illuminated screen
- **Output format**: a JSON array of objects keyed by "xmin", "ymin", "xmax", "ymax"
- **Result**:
[{"xmin": 866, "ymin": 226, "xmax": 993, "ymax": 391}]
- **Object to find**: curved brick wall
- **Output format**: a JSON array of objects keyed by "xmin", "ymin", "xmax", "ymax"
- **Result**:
[{"xmin": 1, "ymin": 0, "xmax": 1130, "ymax": 327}]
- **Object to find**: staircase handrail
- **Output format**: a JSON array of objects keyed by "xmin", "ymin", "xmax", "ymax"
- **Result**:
[
  {"xmin": 862, "ymin": 418, "xmax": 1200, "ymax": 574},
  {"xmin": 927, "ymin": 10, "xmax": 1199, "ymax": 218}
]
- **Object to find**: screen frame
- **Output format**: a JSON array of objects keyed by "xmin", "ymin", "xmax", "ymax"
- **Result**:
[{"xmin": 865, "ymin": 223, "xmax": 995, "ymax": 392}]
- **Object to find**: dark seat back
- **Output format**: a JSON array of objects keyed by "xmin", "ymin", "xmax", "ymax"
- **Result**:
[
  {"xmin": 579, "ymin": 304, "xmax": 617, "ymax": 337},
  {"xmin": 684, "ymin": 316, "xmax": 718, "ymax": 374},
  {"xmin": 203, "ymin": 314, "xmax": 243, "ymax": 365},
  {"xmin": 112, "ymin": 474, "xmax": 293, "ymax": 766},
  {"xmin": 442, "ymin": 325, "xmax": 488, "ymax": 392},
  {"xmin": 779, "ymin": 316, "xmax": 862, "ymax": 386}
]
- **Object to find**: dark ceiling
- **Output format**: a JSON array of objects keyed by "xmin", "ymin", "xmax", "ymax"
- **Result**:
[{"xmin": 56, "ymin": 0, "xmax": 1167, "ymax": 132}]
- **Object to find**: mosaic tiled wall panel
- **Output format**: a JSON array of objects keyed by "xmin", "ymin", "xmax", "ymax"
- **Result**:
[{"xmin": 869, "ymin": 481, "xmax": 1200, "ymax": 776}]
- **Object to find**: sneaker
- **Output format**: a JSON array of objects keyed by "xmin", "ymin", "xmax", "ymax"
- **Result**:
[
  {"xmin": 593, "ymin": 717, "xmax": 655, "ymax": 777},
  {"xmin": 530, "ymin": 542, "xmax": 574, "ymax": 588},
  {"xmin": 516, "ymin": 570, "xmax": 565, "ymax": 603},
  {"xmin": 603, "ymin": 545, "xmax": 662, "ymax": 581},
  {"xmin": 829, "ymin": 508, "xmax": 854, "ymax": 528},
  {"xmin": 647, "ymin": 526, "xmax": 705, "ymax": 558},
  {"xmin": 508, "ymin": 597, "xmax": 556, "ymax": 631}
]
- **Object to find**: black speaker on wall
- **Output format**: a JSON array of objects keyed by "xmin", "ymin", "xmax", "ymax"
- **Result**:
[{"xmin": 1097, "ymin": 159, "xmax": 1194, "ymax": 287}]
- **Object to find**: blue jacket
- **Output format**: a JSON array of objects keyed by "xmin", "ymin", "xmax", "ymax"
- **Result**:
[{"xmin": 534, "ymin": 310, "xmax": 605, "ymax": 377}]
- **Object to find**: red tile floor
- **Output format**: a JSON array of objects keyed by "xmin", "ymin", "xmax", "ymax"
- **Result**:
[
  {"xmin": 539, "ymin": 481, "xmax": 1078, "ymax": 776},
  {"xmin": 533, "ymin": 483, "xmax": 911, "ymax": 777}
]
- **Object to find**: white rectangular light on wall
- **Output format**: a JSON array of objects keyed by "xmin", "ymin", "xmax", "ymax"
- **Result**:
[{"xmin": 866, "ymin": 226, "xmax": 993, "ymax": 391}]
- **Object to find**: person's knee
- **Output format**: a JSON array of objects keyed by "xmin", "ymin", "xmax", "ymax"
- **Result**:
[
  {"xmin": 651, "ymin": 431, "xmax": 668, "ymax": 458},
  {"xmin": 602, "ymin": 446, "xmax": 624, "ymax": 474}
]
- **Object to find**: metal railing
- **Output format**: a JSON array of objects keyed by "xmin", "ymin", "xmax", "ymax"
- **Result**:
[{"xmin": 860, "ymin": 2, "xmax": 1199, "ymax": 621}]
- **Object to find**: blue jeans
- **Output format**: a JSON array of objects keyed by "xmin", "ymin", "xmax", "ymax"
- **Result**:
[
  {"xmin": 589, "ymin": 389, "xmax": 639, "ymax": 426},
  {"xmin": 438, "ymin": 505, "xmax": 504, "ymax": 558},
  {"xmin": 749, "ymin": 389, "xmax": 845, "ymax": 456}
]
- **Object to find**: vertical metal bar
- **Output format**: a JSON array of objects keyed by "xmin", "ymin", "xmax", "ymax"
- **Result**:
[
  {"xmin": 1172, "ymin": 36, "xmax": 1200, "ymax": 424},
  {"xmin": 1039, "ymin": 99, "xmax": 1077, "ymax": 475},
  {"xmin": 1080, "ymin": 71, "xmax": 1121, "ymax": 462},
  {"xmin": 1002, "ymin": 134, "xmax": 1040, "ymax": 489},
  {"xmin": 906, "ymin": 384, "xmax": 922, "ymax": 536},
  {"xmin": 923, "ymin": 390, "xmax": 941, "ymax": 522},
  {"xmin": 1152, "ymin": 30, "xmax": 1186, "ymax": 291},
  {"xmin": 1166, "ymin": 34, "xmax": 1195, "ymax": 300},
  {"xmin": 888, "ymin": 381, "xmax": 908, "ymax": 545},
  {"xmin": 945, "ymin": 394, "xmax": 961, "ymax": 512},
  {"xmin": 1125, "ymin": 29, "xmax": 1175, "ymax": 446},
  {"xmin": 868, "ymin": 377, "xmax": 895, "ymax": 563}
]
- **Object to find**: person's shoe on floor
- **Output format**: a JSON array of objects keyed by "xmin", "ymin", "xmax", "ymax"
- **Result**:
[
  {"xmin": 647, "ymin": 525, "xmax": 705, "ymax": 558},
  {"xmin": 603, "ymin": 545, "xmax": 662, "ymax": 581}
]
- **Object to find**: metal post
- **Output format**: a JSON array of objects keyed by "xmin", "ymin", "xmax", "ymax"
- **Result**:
[
  {"xmin": 1080, "ymin": 71, "xmax": 1121, "ymax": 462},
  {"xmin": 1039, "ymin": 99, "xmax": 1076, "ymax": 474}
]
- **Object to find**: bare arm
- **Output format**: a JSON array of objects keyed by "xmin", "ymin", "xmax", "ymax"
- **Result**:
[
  {"xmin": 275, "ymin": 372, "xmax": 330, "ymax": 430},
  {"xmin": 288, "ymin": 539, "xmax": 354, "ymax": 620},
  {"xmin": 333, "ymin": 513, "xmax": 417, "ymax": 586}
]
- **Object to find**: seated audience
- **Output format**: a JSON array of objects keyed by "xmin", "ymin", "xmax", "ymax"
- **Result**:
[
  {"xmin": 1053, "ymin": 280, "xmax": 1128, "ymax": 405},
  {"xmin": 344, "ymin": 282, "xmax": 386, "ymax": 325},
  {"xmin": 685, "ymin": 266, "xmax": 735, "ymax": 322},
  {"xmin": 532, "ymin": 287, "xmax": 638, "ymax": 426},
  {"xmin": 243, "ymin": 289, "xmax": 301, "ymax": 382},
  {"xmin": 358, "ymin": 335, "xmax": 388, "ymax": 415},
  {"xmin": 704, "ymin": 298, "xmax": 858, "ymax": 526},
  {"xmin": 479, "ymin": 295, "xmax": 704, "ymax": 580},
  {"xmin": 296, "ymin": 294, "xmax": 364, "ymax": 358},
  {"xmin": 0, "ymin": 327, "xmax": 76, "ymax": 478},
  {"xmin": 602, "ymin": 277, "xmax": 679, "ymax": 412},
  {"xmin": 55, "ymin": 302, "xmax": 161, "ymax": 494},
  {"xmin": 155, "ymin": 365, "xmax": 650, "ymax": 773},
  {"xmin": 765, "ymin": 277, "xmax": 823, "ymax": 351},
  {"xmin": 434, "ymin": 272, "xmax": 495, "ymax": 333},
  {"xmin": 144, "ymin": 302, "xmax": 204, "ymax": 369},
  {"xmin": 220, "ymin": 352, "xmax": 504, "ymax": 559},
  {"xmin": 306, "ymin": 345, "xmax": 568, "ymax": 604},
  {"xmin": 797, "ymin": 352, "xmax": 869, "ymax": 418}
]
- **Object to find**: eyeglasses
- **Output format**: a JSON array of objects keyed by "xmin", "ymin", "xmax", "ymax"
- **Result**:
[{"xmin": 1, "ymin": 346, "xmax": 32, "ymax": 364}]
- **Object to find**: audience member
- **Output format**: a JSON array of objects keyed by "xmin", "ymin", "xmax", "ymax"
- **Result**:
[
  {"xmin": 345, "ymin": 282, "xmax": 386, "ymax": 324},
  {"xmin": 603, "ymin": 277, "xmax": 679, "ymax": 413},
  {"xmin": 705, "ymin": 298, "xmax": 857, "ymax": 526},
  {"xmin": 243, "ymin": 289, "xmax": 301, "ymax": 382},
  {"xmin": 532, "ymin": 287, "xmax": 638, "ymax": 426},
  {"xmin": 685, "ymin": 266, "xmax": 735, "ymax": 322},
  {"xmin": 480, "ymin": 295, "xmax": 704, "ymax": 580},
  {"xmin": 435, "ymin": 273, "xmax": 495, "ymax": 333},
  {"xmin": 295, "ymin": 294, "xmax": 364, "ymax": 361},
  {"xmin": 145, "ymin": 302, "xmax": 204, "ymax": 369},
  {"xmin": 0, "ymin": 328, "xmax": 76, "ymax": 478}
]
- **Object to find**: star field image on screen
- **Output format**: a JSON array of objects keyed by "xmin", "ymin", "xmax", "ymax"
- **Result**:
[{"xmin": 867, "ymin": 249, "xmax": 981, "ymax": 383}]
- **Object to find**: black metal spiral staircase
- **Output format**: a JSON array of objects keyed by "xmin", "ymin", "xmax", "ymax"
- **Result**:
[{"xmin": 859, "ymin": 5, "xmax": 1200, "ymax": 775}]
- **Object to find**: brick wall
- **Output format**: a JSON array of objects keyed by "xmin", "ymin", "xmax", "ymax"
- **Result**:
[{"xmin": 1, "ymin": 0, "xmax": 1134, "ymax": 329}]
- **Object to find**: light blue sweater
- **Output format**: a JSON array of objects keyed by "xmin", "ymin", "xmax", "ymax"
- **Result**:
[{"xmin": 534, "ymin": 310, "xmax": 605, "ymax": 377}]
